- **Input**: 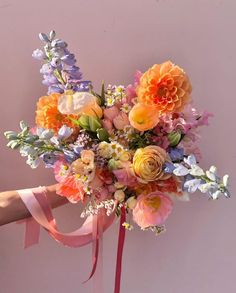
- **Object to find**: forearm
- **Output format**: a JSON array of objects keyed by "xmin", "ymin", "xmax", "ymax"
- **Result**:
[{"xmin": 0, "ymin": 184, "xmax": 68, "ymax": 226}]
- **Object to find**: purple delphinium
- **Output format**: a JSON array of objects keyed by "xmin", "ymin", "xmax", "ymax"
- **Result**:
[
  {"xmin": 168, "ymin": 147, "xmax": 184, "ymax": 162},
  {"xmin": 33, "ymin": 30, "xmax": 91, "ymax": 94}
]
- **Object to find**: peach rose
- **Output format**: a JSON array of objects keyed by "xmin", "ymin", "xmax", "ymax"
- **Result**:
[
  {"xmin": 133, "ymin": 192, "xmax": 173, "ymax": 229},
  {"xmin": 133, "ymin": 145, "xmax": 168, "ymax": 182},
  {"xmin": 128, "ymin": 103, "xmax": 160, "ymax": 131}
]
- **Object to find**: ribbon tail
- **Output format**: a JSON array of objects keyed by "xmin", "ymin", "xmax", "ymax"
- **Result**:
[
  {"xmin": 83, "ymin": 214, "xmax": 99, "ymax": 284},
  {"xmin": 24, "ymin": 217, "xmax": 41, "ymax": 248},
  {"xmin": 114, "ymin": 206, "xmax": 126, "ymax": 293}
]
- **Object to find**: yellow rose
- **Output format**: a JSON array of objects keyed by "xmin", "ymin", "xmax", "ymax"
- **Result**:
[{"xmin": 133, "ymin": 145, "xmax": 168, "ymax": 182}]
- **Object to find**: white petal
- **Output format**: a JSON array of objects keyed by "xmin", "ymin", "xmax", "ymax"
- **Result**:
[
  {"xmin": 206, "ymin": 170, "xmax": 216, "ymax": 181},
  {"xmin": 223, "ymin": 174, "xmax": 229, "ymax": 187},
  {"xmin": 198, "ymin": 182, "xmax": 218, "ymax": 193},
  {"xmin": 184, "ymin": 179, "xmax": 201, "ymax": 193},
  {"xmin": 211, "ymin": 190, "xmax": 221, "ymax": 200},
  {"xmin": 173, "ymin": 165, "xmax": 189, "ymax": 176},
  {"xmin": 209, "ymin": 165, "xmax": 217, "ymax": 174},
  {"xmin": 58, "ymin": 92, "xmax": 95, "ymax": 115},
  {"xmin": 189, "ymin": 165, "xmax": 205, "ymax": 177},
  {"xmin": 184, "ymin": 154, "xmax": 196, "ymax": 166}
]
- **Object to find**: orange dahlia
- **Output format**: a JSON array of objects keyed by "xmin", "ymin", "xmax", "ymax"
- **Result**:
[
  {"xmin": 137, "ymin": 61, "xmax": 192, "ymax": 113},
  {"xmin": 36, "ymin": 93, "xmax": 77, "ymax": 132}
]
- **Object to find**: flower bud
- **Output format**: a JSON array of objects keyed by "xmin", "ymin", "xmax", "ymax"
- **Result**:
[
  {"xmin": 4, "ymin": 131, "xmax": 18, "ymax": 140},
  {"xmin": 114, "ymin": 190, "xmax": 125, "ymax": 202},
  {"xmin": 89, "ymin": 116, "xmax": 102, "ymax": 132},
  {"xmin": 78, "ymin": 115, "xmax": 90, "ymax": 130},
  {"xmin": 39, "ymin": 33, "xmax": 50, "ymax": 43},
  {"xmin": 126, "ymin": 196, "xmax": 137, "ymax": 209},
  {"xmin": 223, "ymin": 174, "xmax": 229, "ymax": 187},
  {"xmin": 167, "ymin": 131, "xmax": 181, "ymax": 147}
]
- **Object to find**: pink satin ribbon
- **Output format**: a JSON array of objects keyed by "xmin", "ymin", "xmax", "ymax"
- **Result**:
[
  {"xmin": 17, "ymin": 186, "xmax": 114, "ymax": 248},
  {"xmin": 17, "ymin": 186, "xmax": 125, "ymax": 293}
]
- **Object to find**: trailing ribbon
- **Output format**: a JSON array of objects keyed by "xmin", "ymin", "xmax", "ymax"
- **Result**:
[
  {"xmin": 114, "ymin": 206, "xmax": 126, "ymax": 293},
  {"xmin": 17, "ymin": 186, "xmax": 114, "ymax": 293},
  {"xmin": 17, "ymin": 186, "xmax": 114, "ymax": 248},
  {"xmin": 17, "ymin": 186, "xmax": 127, "ymax": 293}
]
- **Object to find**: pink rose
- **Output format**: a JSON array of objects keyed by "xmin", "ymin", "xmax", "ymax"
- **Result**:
[
  {"xmin": 113, "ymin": 112, "xmax": 130, "ymax": 130},
  {"xmin": 104, "ymin": 106, "xmax": 119, "ymax": 121},
  {"xmin": 132, "ymin": 192, "xmax": 173, "ymax": 229}
]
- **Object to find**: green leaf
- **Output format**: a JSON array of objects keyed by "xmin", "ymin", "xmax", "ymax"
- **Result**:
[
  {"xmin": 96, "ymin": 128, "xmax": 109, "ymax": 142},
  {"xmin": 68, "ymin": 117, "xmax": 81, "ymax": 126}
]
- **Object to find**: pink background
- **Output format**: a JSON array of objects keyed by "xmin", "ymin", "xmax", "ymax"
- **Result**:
[{"xmin": 0, "ymin": 0, "xmax": 235, "ymax": 292}]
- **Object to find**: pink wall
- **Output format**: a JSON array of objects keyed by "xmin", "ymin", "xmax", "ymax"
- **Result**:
[{"xmin": 0, "ymin": 0, "xmax": 235, "ymax": 292}]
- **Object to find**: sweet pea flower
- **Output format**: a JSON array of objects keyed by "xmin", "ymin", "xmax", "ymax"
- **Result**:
[
  {"xmin": 133, "ymin": 192, "xmax": 173, "ymax": 229},
  {"xmin": 58, "ymin": 91, "xmax": 103, "ymax": 118}
]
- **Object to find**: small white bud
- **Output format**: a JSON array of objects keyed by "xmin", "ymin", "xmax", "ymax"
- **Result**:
[
  {"xmin": 114, "ymin": 190, "xmax": 125, "ymax": 202},
  {"xmin": 209, "ymin": 165, "xmax": 217, "ymax": 174},
  {"xmin": 126, "ymin": 196, "xmax": 137, "ymax": 209},
  {"xmin": 223, "ymin": 174, "xmax": 229, "ymax": 187}
]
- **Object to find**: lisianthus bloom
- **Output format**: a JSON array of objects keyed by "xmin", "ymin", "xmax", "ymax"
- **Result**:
[
  {"xmin": 128, "ymin": 103, "xmax": 160, "ymax": 131},
  {"xmin": 71, "ymin": 150, "xmax": 95, "ymax": 182},
  {"xmin": 36, "ymin": 93, "xmax": 76, "ymax": 132},
  {"xmin": 133, "ymin": 192, "xmax": 173, "ymax": 229},
  {"xmin": 137, "ymin": 61, "xmax": 192, "ymax": 113},
  {"xmin": 56, "ymin": 175, "xmax": 85, "ymax": 203},
  {"xmin": 133, "ymin": 145, "xmax": 169, "ymax": 182},
  {"xmin": 58, "ymin": 91, "xmax": 103, "ymax": 118}
]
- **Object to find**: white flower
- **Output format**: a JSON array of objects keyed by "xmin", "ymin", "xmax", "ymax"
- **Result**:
[
  {"xmin": 184, "ymin": 154, "xmax": 196, "ymax": 166},
  {"xmin": 189, "ymin": 165, "xmax": 205, "ymax": 177},
  {"xmin": 173, "ymin": 164, "xmax": 189, "ymax": 176},
  {"xmin": 223, "ymin": 174, "xmax": 229, "ymax": 187},
  {"xmin": 209, "ymin": 165, "xmax": 217, "ymax": 174},
  {"xmin": 198, "ymin": 182, "xmax": 218, "ymax": 193},
  {"xmin": 210, "ymin": 190, "xmax": 221, "ymax": 200},
  {"xmin": 58, "ymin": 91, "xmax": 102, "ymax": 117},
  {"xmin": 206, "ymin": 170, "xmax": 217, "ymax": 181}
]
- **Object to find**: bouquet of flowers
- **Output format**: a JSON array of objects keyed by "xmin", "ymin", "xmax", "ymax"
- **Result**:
[{"xmin": 4, "ymin": 30, "xmax": 230, "ymax": 292}]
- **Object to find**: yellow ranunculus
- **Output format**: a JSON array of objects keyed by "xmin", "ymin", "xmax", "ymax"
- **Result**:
[
  {"xmin": 128, "ymin": 103, "xmax": 160, "ymax": 131},
  {"xmin": 132, "ymin": 145, "xmax": 168, "ymax": 182}
]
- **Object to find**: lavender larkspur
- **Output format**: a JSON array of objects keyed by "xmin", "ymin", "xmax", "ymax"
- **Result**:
[{"xmin": 32, "ymin": 30, "xmax": 90, "ymax": 94}]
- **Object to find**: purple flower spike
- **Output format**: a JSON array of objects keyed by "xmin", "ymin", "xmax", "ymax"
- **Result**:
[{"xmin": 33, "ymin": 31, "xmax": 90, "ymax": 94}]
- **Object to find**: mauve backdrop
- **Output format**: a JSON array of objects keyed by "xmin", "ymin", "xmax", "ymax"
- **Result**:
[{"xmin": 0, "ymin": 0, "xmax": 235, "ymax": 292}]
